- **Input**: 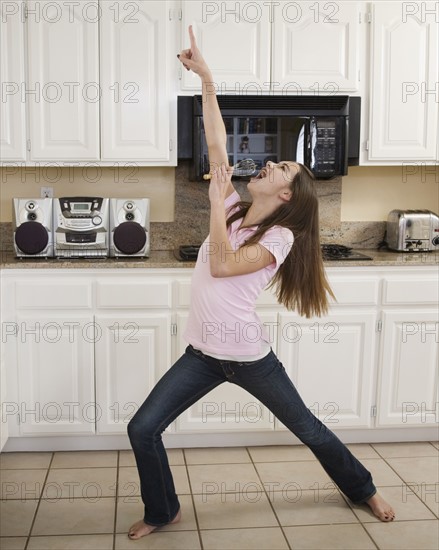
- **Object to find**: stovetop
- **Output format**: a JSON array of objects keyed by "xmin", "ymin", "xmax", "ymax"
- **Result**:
[
  {"xmin": 321, "ymin": 244, "xmax": 373, "ymax": 261},
  {"xmin": 175, "ymin": 244, "xmax": 373, "ymax": 262}
]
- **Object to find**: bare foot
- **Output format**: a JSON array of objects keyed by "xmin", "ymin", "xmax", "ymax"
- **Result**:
[
  {"xmin": 365, "ymin": 492, "xmax": 395, "ymax": 522},
  {"xmin": 128, "ymin": 508, "xmax": 181, "ymax": 540}
]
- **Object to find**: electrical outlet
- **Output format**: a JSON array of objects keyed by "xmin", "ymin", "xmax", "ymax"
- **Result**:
[{"xmin": 40, "ymin": 187, "xmax": 53, "ymax": 198}]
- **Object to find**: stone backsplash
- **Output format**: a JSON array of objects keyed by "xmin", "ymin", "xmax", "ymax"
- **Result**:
[{"xmin": 0, "ymin": 161, "xmax": 386, "ymax": 252}]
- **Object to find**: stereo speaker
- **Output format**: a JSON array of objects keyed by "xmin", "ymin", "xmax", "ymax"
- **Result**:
[
  {"xmin": 13, "ymin": 198, "xmax": 54, "ymax": 258},
  {"xmin": 109, "ymin": 199, "xmax": 150, "ymax": 257}
]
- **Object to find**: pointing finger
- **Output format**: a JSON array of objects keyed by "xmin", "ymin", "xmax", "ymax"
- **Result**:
[{"xmin": 188, "ymin": 24, "xmax": 197, "ymax": 49}]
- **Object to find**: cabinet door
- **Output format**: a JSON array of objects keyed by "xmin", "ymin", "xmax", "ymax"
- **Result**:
[
  {"xmin": 0, "ymin": 1, "xmax": 27, "ymax": 161},
  {"xmin": 16, "ymin": 314, "xmax": 95, "ymax": 435},
  {"xmin": 377, "ymin": 310, "xmax": 438, "ymax": 427},
  {"xmin": 369, "ymin": 1, "xmax": 438, "ymax": 160},
  {"xmin": 277, "ymin": 311, "xmax": 377, "ymax": 429},
  {"xmin": 95, "ymin": 314, "xmax": 172, "ymax": 434},
  {"xmin": 174, "ymin": 312, "xmax": 277, "ymax": 432},
  {"xmin": 27, "ymin": 0, "xmax": 99, "ymax": 160},
  {"xmin": 272, "ymin": 1, "xmax": 360, "ymax": 93},
  {"xmin": 100, "ymin": 0, "xmax": 177, "ymax": 162},
  {"xmin": 180, "ymin": 1, "xmax": 271, "ymax": 92}
]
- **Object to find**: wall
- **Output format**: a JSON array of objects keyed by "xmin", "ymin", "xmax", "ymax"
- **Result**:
[{"xmin": 1, "ymin": 163, "xmax": 438, "ymax": 251}]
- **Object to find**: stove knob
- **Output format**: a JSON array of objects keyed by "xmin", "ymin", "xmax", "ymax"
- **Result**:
[{"xmin": 92, "ymin": 216, "xmax": 102, "ymax": 226}]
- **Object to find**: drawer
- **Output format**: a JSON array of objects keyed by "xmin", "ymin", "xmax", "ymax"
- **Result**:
[
  {"xmin": 174, "ymin": 279, "xmax": 192, "ymax": 308},
  {"xmin": 96, "ymin": 280, "xmax": 172, "ymax": 308},
  {"xmin": 328, "ymin": 278, "xmax": 379, "ymax": 306},
  {"xmin": 383, "ymin": 277, "xmax": 438, "ymax": 305},
  {"xmin": 16, "ymin": 281, "xmax": 92, "ymax": 309},
  {"xmin": 257, "ymin": 277, "xmax": 379, "ymax": 307}
]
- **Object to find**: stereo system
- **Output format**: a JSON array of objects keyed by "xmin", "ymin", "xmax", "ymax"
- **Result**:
[{"xmin": 13, "ymin": 197, "xmax": 150, "ymax": 259}]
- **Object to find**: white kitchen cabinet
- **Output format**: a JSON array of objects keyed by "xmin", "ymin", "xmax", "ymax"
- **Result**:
[
  {"xmin": 277, "ymin": 311, "xmax": 377, "ymax": 429},
  {"xmin": 376, "ymin": 274, "xmax": 439, "ymax": 427},
  {"xmin": 272, "ymin": 1, "xmax": 361, "ymax": 93},
  {"xmin": 100, "ymin": 0, "xmax": 177, "ymax": 163},
  {"xmin": 376, "ymin": 310, "xmax": 438, "ymax": 427},
  {"xmin": 179, "ymin": 0, "xmax": 360, "ymax": 94},
  {"xmin": 26, "ymin": 0, "xmax": 100, "ymax": 160},
  {"xmin": 368, "ymin": 1, "xmax": 439, "ymax": 162},
  {"xmin": 180, "ymin": 0, "xmax": 271, "ymax": 92},
  {"xmin": 0, "ymin": 1, "xmax": 27, "ymax": 161},
  {"xmin": 16, "ymin": 313, "xmax": 96, "ymax": 435},
  {"xmin": 95, "ymin": 314, "xmax": 172, "ymax": 434}
]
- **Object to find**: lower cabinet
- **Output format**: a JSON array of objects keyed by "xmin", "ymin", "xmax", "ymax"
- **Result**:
[
  {"xmin": 1, "ymin": 266, "xmax": 438, "ymax": 449},
  {"xmin": 277, "ymin": 311, "xmax": 377, "ymax": 429},
  {"xmin": 16, "ymin": 313, "xmax": 95, "ymax": 435},
  {"xmin": 94, "ymin": 314, "xmax": 172, "ymax": 434},
  {"xmin": 376, "ymin": 310, "xmax": 438, "ymax": 427}
]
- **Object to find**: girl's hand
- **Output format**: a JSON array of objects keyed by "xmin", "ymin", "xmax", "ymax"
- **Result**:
[
  {"xmin": 209, "ymin": 163, "xmax": 234, "ymax": 205},
  {"xmin": 177, "ymin": 25, "xmax": 211, "ymax": 78}
]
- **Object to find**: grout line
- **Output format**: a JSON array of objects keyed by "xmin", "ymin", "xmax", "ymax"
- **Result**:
[
  {"xmin": 23, "ymin": 451, "xmax": 55, "ymax": 550},
  {"xmin": 245, "ymin": 446, "xmax": 292, "ymax": 550},
  {"xmin": 182, "ymin": 448, "xmax": 204, "ymax": 550}
]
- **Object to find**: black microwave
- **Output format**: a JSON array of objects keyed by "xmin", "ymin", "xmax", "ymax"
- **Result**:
[{"xmin": 178, "ymin": 95, "xmax": 361, "ymax": 180}]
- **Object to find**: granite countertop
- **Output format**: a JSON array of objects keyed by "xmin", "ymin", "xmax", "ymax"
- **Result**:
[{"xmin": 1, "ymin": 249, "xmax": 438, "ymax": 269}]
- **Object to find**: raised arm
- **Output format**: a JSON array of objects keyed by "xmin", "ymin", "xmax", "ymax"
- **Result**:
[{"xmin": 178, "ymin": 26, "xmax": 234, "ymax": 197}]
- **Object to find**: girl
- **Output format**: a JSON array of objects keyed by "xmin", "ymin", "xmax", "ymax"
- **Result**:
[{"xmin": 127, "ymin": 26, "xmax": 395, "ymax": 540}]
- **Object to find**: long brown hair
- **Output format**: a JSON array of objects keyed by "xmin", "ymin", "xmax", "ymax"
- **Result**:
[{"xmin": 226, "ymin": 164, "xmax": 335, "ymax": 318}]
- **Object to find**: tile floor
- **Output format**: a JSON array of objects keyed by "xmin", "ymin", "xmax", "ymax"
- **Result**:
[{"xmin": 0, "ymin": 441, "xmax": 438, "ymax": 549}]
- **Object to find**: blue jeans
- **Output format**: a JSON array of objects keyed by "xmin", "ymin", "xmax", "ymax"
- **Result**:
[{"xmin": 127, "ymin": 345, "xmax": 377, "ymax": 526}]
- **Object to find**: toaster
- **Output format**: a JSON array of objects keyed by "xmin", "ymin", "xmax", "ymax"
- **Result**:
[{"xmin": 386, "ymin": 209, "xmax": 439, "ymax": 252}]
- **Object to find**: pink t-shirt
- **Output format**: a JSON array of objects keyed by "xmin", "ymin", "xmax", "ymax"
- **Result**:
[{"xmin": 183, "ymin": 191, "xmax": 294, "ymax": 356}]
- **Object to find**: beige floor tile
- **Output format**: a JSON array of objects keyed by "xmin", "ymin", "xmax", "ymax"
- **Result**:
[
  {"xmin": 187, "ymin": 463, "xmax": 260, "ymax": 494},
  {"xmin": 360, "ymin": 458, "xmax": 407, "ymax": 487},
  {"xmin": 27, "ymin": 534, "xmax": 113, "ymax": 549},
  {"xmin": 270, "ymin": 488, "xmax": 359, "ymax": 526},
  {"xmin": 248, "ymin": 445, "xmax": 315, "ymax": 462},
  {"xmin": 283, "ymin": 524, "xmax": 376, "ymax": 549},
  {"xmin": 255, "ymin": 460, "xmax": 331, "ymax": 491},
  {"xmin": 364, "ymin": 519, "xmax": 439, "ymax": 549},
  {"xmin": 347, "ymin": 484, "xmax": 436, "ymax": 522},
  {"xmin": 116, "ymin": 494, "xmax": 196, "ymax": 533},
  {"xmin": 32, "ymin": 497, "xmax": 115, "ymax": 535},
  {"xmin": 372, "ymin": 442, "xmax": 439, "ymax": 458},
  {"xmin": 118, "ymin": 465, "xmax": 190, "ymax": 496},
  {"xmin": 0, "ymin": 500, "xmax": 38, "ymax": 537},
  {"xmin": 417, "ymin": 484, "xmax": 439, "ymax": 517},
  {"xmin": 201, "ymin": 527, "xmax": 289, "ymax": 549},
  {"xmin": 114, "ymin": 530, "xmax": 201, "ymax": 549},
  {"xmin": 1, "ymin": 469, "xmax": 47, "ymax": 500},
  {"xmin": 51, "ymin": 450, "xmax": 117, "ymax": 469},
  {"xmin": 0, "ymin": 452, "xmax": 52, "ymax": 470},
  {"xmin": 184, "ymin": 447, "xmax": 250, "ymax": 465},
  {"xmin": 0, "ymin": 538, "xmax": 27, "ymax": 550},
  {"xmin": 385, "ymin": 456, "xmax": 439, "ymax": 485},
  {"xmin": 193, "ymin": 492, "xmax": 278, "ymax": 530},
  {"xmin": 42, "ymin": 467, "xmax": 117, "ymax": 499},
  {"xmin": 119, "ymin": 449, "xmax": 184, "ymax": 467},
  {"xmin": 346, "ymin": 444, "xmax": 381, "ymax": 459}
]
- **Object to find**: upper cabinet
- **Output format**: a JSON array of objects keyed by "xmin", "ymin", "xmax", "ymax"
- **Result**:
[
  {"xmin": 180, "ymin": 0, "xmax": 360, "ymax": 93},
  {"xmin": 0, "ymin": 0, "xmax": 177, "ymax": 165},
  {"xmin": 180, "ymin": 1, "xmax": 271, "ymax": 91},
  {"xmin": 368, "ymin": 1, "xmax": 438, "ymax": 162},
  {"xmin": 100, "ymin": 1, "xmax": 176, "ymax": 161},
  {"xmin": 27, "ymin": 0, "xmax": 100, "ymax": 160},
  {"xmin": 272, "ymin": 1, "xmax": 361, "ymax": 93},
  {"xmin": 0, "ymin": 1, "xmax": 27, "ymax": 160}
]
